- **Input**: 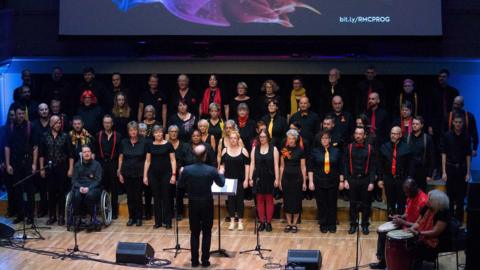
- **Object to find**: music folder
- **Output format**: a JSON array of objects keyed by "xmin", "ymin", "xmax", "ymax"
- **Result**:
[{"xmin": 212, "ymin": 178, "xmax": 237, "ymax": 196}]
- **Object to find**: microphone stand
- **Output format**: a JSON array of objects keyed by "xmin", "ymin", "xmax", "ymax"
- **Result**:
[
  {"xmin": 163, "ymin": 184, "xmax": 189, "ymax": 257},
  {"xmin": 240, "ymin": 178, "xmax": 271, "ymax": 259},
  {"xmin": 12, "ymin": 163, "xmax": 52, "ymax": 246}
]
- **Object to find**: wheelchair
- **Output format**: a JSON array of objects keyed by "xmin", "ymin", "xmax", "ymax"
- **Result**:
[{"xmin": 65, "ymin": 190, "xmax": 113, "ymax": 231}]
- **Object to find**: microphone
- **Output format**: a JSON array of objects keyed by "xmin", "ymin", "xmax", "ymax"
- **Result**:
[{"xmin": 47, "ymin": 160, "xmax": 53, "ymax": 168}]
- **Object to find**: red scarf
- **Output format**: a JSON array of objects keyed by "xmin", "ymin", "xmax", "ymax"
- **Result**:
[
  {"xmin": 201, "ymin": 87, "xmax": 222, "ymax": 116},
  {"xmin": 238, "ymin": 115, "xmax": 248, "ymax": 128},
  {"xmin": 401, "ymin": 117, "xmax": 413, "ymax": 137}
]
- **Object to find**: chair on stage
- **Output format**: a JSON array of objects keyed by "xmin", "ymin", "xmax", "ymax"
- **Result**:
[
  {"xmin": 64, "ymin": 190, "xmax": 113, "ymax": 231},
  {"xmin": 428, "ymin": 218, "xmax": 466, "ymax": 270}
]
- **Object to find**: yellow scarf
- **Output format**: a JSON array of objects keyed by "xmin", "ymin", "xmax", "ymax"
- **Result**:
[{"xmin": 290, "ymin": 87, "xmax": 307, "ymax": 115}]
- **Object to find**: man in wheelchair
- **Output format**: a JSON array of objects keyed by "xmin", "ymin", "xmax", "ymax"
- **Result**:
[{"xmin": 71, "ymin": 145, "xmax": 103, "ymax": 231}]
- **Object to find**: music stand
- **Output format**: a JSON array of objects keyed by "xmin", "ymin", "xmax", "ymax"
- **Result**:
[{"xmin": 210, "ymin": 178, "xmax": 237, "ymax": 258}]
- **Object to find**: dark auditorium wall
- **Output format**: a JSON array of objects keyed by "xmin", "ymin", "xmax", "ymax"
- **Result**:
[{"xmin": 1, "ymin": 1, "xmax": 480, "ymax": 58}]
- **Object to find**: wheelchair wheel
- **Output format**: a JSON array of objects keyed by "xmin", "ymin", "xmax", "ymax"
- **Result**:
[
  {"xmin": 65, "ymin": 191, "xmax": 73, "ymax": 231},
  {"xmin": 100, "ymin": 190, "xmax": 112, "ymax": 226}
]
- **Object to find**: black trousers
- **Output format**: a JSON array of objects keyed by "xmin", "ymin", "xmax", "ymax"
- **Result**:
[
  {"xmin": 349, "ymin": 177, "xmax": 372, "ymax": 227},
  {"xmin": 413, "ymin": 166, "xmax": 428, "ymax": 192},
  {"xmin": 4, "ymin": 174, "xmax": 17, "ymax": 215},
  {"xmin": 72, "ymin": 189, "xmax": 101, "ymax": 216},
  {"xmin": 143, "ymin": 183, "xmax": 152, "ymax": 217},
  {"xmin": 34, "ymin": 174, "xmax": 48, "ymax": 215},
  {"xmin": 376, "ymin": 231, "xmax": 387, "ymax": 261},
  {"xmin": 189, "ymin": 199, "xmax": 214, "ymax": 264},
  {"xmin": 46, "ymin": 163, "xmax": 68, "ymax": 218},
  {"xmin": 176, "ymin": 188, "xmax": 186, "ymax": 217},
  {"xmin": 446, "ymin": 164, "xmax": 467, "ymax": 223},
  {"xmin": 100, "ymin": 160, "xmax": 118, "ymax": 216},
  {"xmin": 125, "ymin": 176, "xmax": 143, "ymax": 220},
  {"xmin": 149, "ymin": 171, "xmax": 173, "ymax": 226},
  {"xmin": 227, "ymin": 180, "xmax": 245, "ymax": 219},
  {"xmin": 314, "ymin": 184, "xmax": 338, "ymax": 229},
  {"xmin": 384, "ymin": 175, "xmax": 406, "ymax": 216},
  {"xmin": 13, "ymin": 161, "xmax": 35, "ymax": 219}
]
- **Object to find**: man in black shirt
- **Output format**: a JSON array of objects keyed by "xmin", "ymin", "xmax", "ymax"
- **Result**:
[
  {"xmin": 137, "ymin": 74, "xmax": 167, "ymax": 126},
  {"xmin": 168, "ymin": 74, "xmax": 199, "ymax": 118},
  {"xmin": 329, "ymin": 95, "xmax": 354, "ymax": 146},
  {"xmin": 13, "ymin": 69, "xmax": 38, "ymax": 102},
  {"xmin": 50, "ymin": 99, "xmax": 71, "ymax": 132},
  {"xmin": 40, "ymin": 67, "xmax": 72, "ymax": 113},
  {"xmin": 177, "ymin": 144, "xmax": 225, "ymax": 268},
  {"xmin": 446, "ymin": 96, "xmax": 478, "ymax": 157},
  {"xmin": 71, "ymin": 145, "xmax": 103, "ymax": 230},
  {"xmin": 96, "ymin": 115, "xmax": 122, "ymax": 219},
  {"xmin": 393, "ymin": 79, "xmax": 424, "ymax": 119},
  {"xmin": 1, "ymin": 109, "xmax": 16, "ymax": 217},
  {"xmin": 9, "ymin": 85, "xmax": 39, "ymax": 121},
  {"xmin": 4, "ymin": 105, "xmax": 38, "ymax": 224},
  {"xmin": 321, "ymin": 115, "xmax": 344, "ymax": 151},
  {"xmin": 365, "ymin": 92, "xmax": 390, "ymax": 145},
  {"xmin": 355, "ymin": 66, "xmax": 386, "ymax": 116},
  {"xmin": 318, "ymin": 68, "xmax": 349, "ymax": 116},
  {"xmin": 104, "ymin": 73, "xmax": 130, "ymax": 114},
  {"xmin": 289, "ymin": 97, "xmax": 320, "ymax": 147},
  {"xmin": 75, "ymin": 67, "xmax": 107, "ymax": 112},
  {"xmin": 407, "ymin": 116, "xmax": 434, "ymax": 191},
  {"xmin": 77, "ymin": 90, "xmax": 104, "ymax": 135},
  {"xmin": 441, "ymin": 114, "xmax": 471, "ymax": 224},
  {"xmin": 32, "ymin": 103, "xmax": 50, "ymax": 217},
  {"xmin": 69, "ymin": 116, "xmax": 96, "ymax": 163},
  {"xmin": 344, "ymin": 126, "xmax": 375, "ymax": 235},
  {"xmin": 378, "ymin": 126, "xmax": 414, "ymax": 216},
  {"xmin": 39, "ymin": 115, "xmax": 74, "ymax": 226}
]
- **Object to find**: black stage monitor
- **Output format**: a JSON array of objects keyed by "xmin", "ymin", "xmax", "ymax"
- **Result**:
[
  {"xmin": 287, "ymin": 249, "xmax": 322, "ymax": 270},
  {"xmin": 116, "ymin": 242, "xmax": 155, "ymax": 265}
]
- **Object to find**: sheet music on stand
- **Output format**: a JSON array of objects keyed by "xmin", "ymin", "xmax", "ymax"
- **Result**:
[{"xmin": 212, "ymin": 178, "xmax": 237, "ymax": 195}]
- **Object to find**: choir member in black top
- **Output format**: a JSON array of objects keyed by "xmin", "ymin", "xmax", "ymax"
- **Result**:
[
  {"xmin": 69, "ymin": 116, "xmax": 96, "ymax": 163},
  {"xmin": 96, "ymin": 115, "xmax": 122, "ymax": 219},
  {"xmin": 118, "ymin": 121, "xmax": 149, "ymax": 226},
  {"xmin": 288, "ymin": 77, "xmax": 308, "ymax": 118},
  {"xmin": 184, "ymin": 129, "xmax": 217, "ymax": 168},
  {"xmin": 168, "ymin": 74, "xmax": 199, "ymax": 118},
  {"xmin": 50, "ymin": 99, "xmax": 70, "ymax": 132},
  {"xmin": 1, "ymin": 109, "xmax": 16, "ymax": 217},
  {"xmin": 288, "ymin": 97, "xmax": 320, "ymax": 149},
  {"xmin": 71, "ymin": 145, "xmax": 102, "ymax": 230},
  {"xmin": 308, "ymin": 131, "xmax": 344, "ymax": 233},
  {"xmin": 440, "ymin": 114, "xmax": 471, "ymax": 224},
  {"xmin": 407, "ymin": 116, "xmax": 435, "ymax": 192},
  {"xmin": 257, "ymin": 80, "xmax": 284, "ymax": 118},
  {"xmin": 366, "ymin": 92, "xmax": 390, "ymax": 145},
  {"xmin": 217, "ymin": 120, "xmax": 244, "ymax": 167},
  {"xmin": 9, "ymin": 85, "xmax": 39, "ymax": 121},
  {"xmin": 77, "ymin": 90, "xmax": 103, "ymax": 135},
  {"xmin": 279, "ymin": 129, "xmax": 307, "ymax": 233},
  {"xmin": 321, "ymin": 115, "xmax": 344, "ymax": 151},
  {"xmin": 142, "ymin": 105, "xmax": 162, "ymax": 140},
  {"xmin": 104, "ymin": 73, "xmax": 131, "ymax": 115},
  {"xmin": 167, "ymin": 125, "xmax": 187, "ymax": 220},
  {"xmin": 355, "ymin": 66, "xmax": 386, "ymax": 116},
  {"xmin": 177, "ymin": 144, "xmax": 225, "ymax": 268},
  {"xmin": 429, "ymin": 69, "xmax": 460, "ymax": 137},
  {"xmin": 144, "ymin": 126, "xmax": 177, "ymax": 228},
  {"xmin": 137, "ymin": 74, "xmax": 167, "ymax": 126},
  {"xmin": 249, "ymin": 129, "xmax": 279, "ymax": 232},
  {"xmin": 13, "ymin": 69, "xmax": 38, "ymax": 103},
  {"xmin": 392, "ymin": 101, "xmax": 414, "ymax": 138},
  {"xmin": 207, "ymin": 103, "xmax": 224, "ymax": 147},
  {"xmin": 4, "ymin": 105, "xmax": 38, "ymax": 224},
  {"xmin": 230, "ymin": 82, "xmax": 254, "ymax": 120},
  {"xmin": 378, "ymin": 126, "xmax": 414, "ymax": 216},
  {"xmin": 261, "ymin": 99, "xmax": 287, "ymax": 150},
  {"xmin": 393, "ymin": 79, "xmax": 424, "ymax": 119},
  {"xmin": 199, "ymin": 74, "xmax": 228, "ymax": 119},
  {"xmin": 111, "ymin": 92, "xmax": 133, "ymax": 138},
  {"xmin": 39, "ymin": 115, "xmax": 74, "ymax": 226},
  {"xmin": 235, "ymin": 103, "xmax": 256, "ymax": 151},
  {"xmin": 344, "ymin": 126, "xmax": 376, "ymax": 235},
  {"xmin": 33, "ymin": 103, "xmax": 50, "ymax": 216},
  {"xmin": 329, "ymin": 95, "xmax": 354, "ymax": 146},
  {"xmin": 221, "ymin": 130, "xmax": 250, "ymax": 231},
  {"xmin": 198, "ymin": 119, "xmax": 216, "ymax": 151},
  {"xmin": 75, "ymin": 67, "xmax": 107, "ymax": 111},
  {"xmin": 447, "ymin": 96, "xmax": 478, "ymax": 156},
  {"xmin": 318, "ymin": 68, "xmax": 349, "ymax": 116},
  {"xmin": 167, "ymin": 99, "xmax": 197, "ymax": 143},
  {"xmin": 40, "ymin": 67, "xmax": 72, "ymax": 109}
]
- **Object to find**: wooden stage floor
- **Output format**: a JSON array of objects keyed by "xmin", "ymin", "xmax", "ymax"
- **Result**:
[{"xmin": 0, "ymin": 216, "xmax": 463, "ymax": 270}]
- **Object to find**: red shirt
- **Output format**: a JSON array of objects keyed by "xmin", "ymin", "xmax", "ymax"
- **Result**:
[{"xmin": 405, "ymin": 190, "xmax": 428, "ymax": 224}]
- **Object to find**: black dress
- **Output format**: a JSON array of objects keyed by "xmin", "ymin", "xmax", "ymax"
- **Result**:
[
  {"xmin": 147, "ymin": 142, "xmax": 174, "ymax": 226},
  {"xmin": 208, "ymin": 119, "xmax": 223, "ymax": 146},
  {"xmin": 281, "ymin": 145, "xmax": 304, "ymax": 214},
  {"xmin": 253, "ymin": 144, "xmax": 275, "ymax": 195},
  {"xmin": 222, "ymin": 150, "xmax": 249, "ymax": 219}
]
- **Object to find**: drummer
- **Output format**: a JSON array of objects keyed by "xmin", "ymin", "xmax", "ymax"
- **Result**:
[
  {"xmin": 370, "ymin": 178, "xmax": 428, "ymax": 269},
  {"xmin": 409, "ymin": 190, "xmax": 451, "ymax": 270}
]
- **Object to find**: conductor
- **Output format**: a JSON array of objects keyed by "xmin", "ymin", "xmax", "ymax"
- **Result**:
[{"xmin": 177, "ymin": 144, "xmax": 225, "ymax": 268}]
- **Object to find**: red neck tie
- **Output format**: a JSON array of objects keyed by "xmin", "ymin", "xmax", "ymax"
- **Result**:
[
  {"xmin": 370, "ymin": 109, "xmax": 376, "ymax": 135},
  {"xmin": 391, "ymin": 143, "xmax": 397, "ymax": 176}
]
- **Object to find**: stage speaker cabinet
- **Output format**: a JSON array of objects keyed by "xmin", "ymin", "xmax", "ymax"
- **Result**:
[
  {"xmin": 116, "ymin": 242, "xmax": 155, "ymax": 265},
  {"xmin": 0, "ymin": 223, "xmax": 15, "ymax": 239},
  {"xmin": 287, "ymin": 249, "xmax": 322, "ymax": 270},
  {"xmin": 466, "ymin": 182, "xmax": 480, "ymax": 270}
]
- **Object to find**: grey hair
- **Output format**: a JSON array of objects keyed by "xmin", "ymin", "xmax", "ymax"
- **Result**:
[
  {"xmin": 144, "ymin": 105, "xmax": 156, "ymax": 118},
  {"xmin": 286, "ymin": 129, "xmax": 300, "ymax": 140},
  {"xmin": 428, "ymin": 190, "xmax": 450, "ymax": 212},
  {"xmin": 198, "ymin": 119, "xmax": 209, "ymax": 128},
  {"xmin": 236, "ymin": 102, "xmax": 249, "ymax": 113},
  {"xmin": 237, "ymin": 81, "xmax": 248, "ymax": 91},
  {"xmin": 209, "ymin": 102, "xmax": 220, "ymax": 112},
  {"xmin": 127, "ymin": 121, "xmax": 138, "ymax": 131},
  {"xmin": 225, "ymin": 119, "xmax": 238, "ymax": 131},
  {"xmin": 168, "ymin": 125, "xmax": 179, "ymax": 132},
  {"xmin": 138, "ymin": 123, "xmax": 147, "ymax": 130},
  {"xmin": 152, "ymin": 125, "xmax": 164, "ymax": 134},
  {"xmin": 177, "ymin": 74, "xmax": 189, "ymax": 84}
]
